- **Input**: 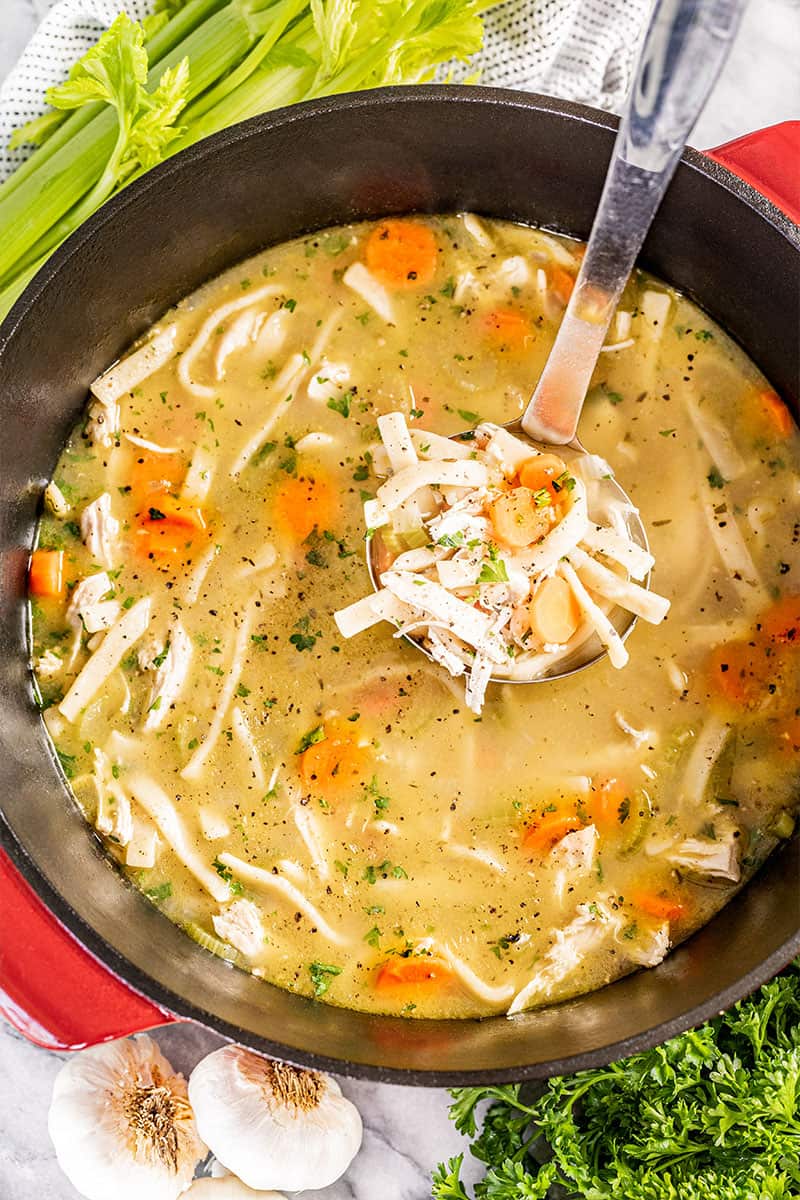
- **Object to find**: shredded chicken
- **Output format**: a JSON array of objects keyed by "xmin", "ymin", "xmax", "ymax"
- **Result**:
[
  {"xmin": 80, "ymin": 493, "xmax": 119, "ymax": 569},
  {"xmin": 67, "ymin": 571, "xmax": 119, "ymax": 635},
  {"xmin": 668, "ymin": 832, "xmax": 741, "ymax": 882},
  {"xmin": 142, "ymin": 621, "xmax": 193, "ymax": 732},
  {"xmin": 213, "ymin": 899, "xmax": 265, "ymax": 958}
]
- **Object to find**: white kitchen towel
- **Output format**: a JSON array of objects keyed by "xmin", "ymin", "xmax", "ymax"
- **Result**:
[{"xmin": 0, "ymin": 0, "xmax": 651, "ymax": 181}]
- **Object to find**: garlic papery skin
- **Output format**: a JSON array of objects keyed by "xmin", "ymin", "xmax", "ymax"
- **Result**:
[
  {"xmin": 186, "ymin": 1177, "xmax": 284, "ymax": 1198},
  {"xmin": 188, "ymin": 1047, "xmax": 363, "ymax": 1191},
  {"xmin": 48, "ymin": 1034, "xmax": 206, "ymax": 1200}
]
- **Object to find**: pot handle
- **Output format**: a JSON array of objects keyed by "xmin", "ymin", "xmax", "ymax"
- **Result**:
[
  {"xmin": 0, "ymin": 848, "xmax": 179, "ymax": 1050},
  {"xmin": 705, "ymin": 120, "xmax": 800, "ymax": 224}
]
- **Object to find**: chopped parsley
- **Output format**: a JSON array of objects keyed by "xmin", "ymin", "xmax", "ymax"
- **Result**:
[
  {"xmin": 457, "ymin": 408, "xmax": 481, "ymax": 424},
  {"xmin": 152, "ymin": 641, "xmax": 170, "ymax": 668},
  {"xmin": 308, "ymin": 960, "xmax": 341, "ymax": 997},
  {"xmin": 478, "ymin": 545, "xmax": 509, "ymax": 584},
  {"xmin": 295, "ymin": 725, "xmax": 326, "ymax": 754},
  {"xmin": 707, "ymin": 467, "xmax": 726, "ymax": 489},
  {"xmin": 56, "ymin": 749, "xmax": 76, "ymax": 779},
  {"xmin": 289, "ymin": 614, "xmax": 321, "ymax": 652},
  {"xmin": 327, "ymin": 390, "xmax": 354, "ymax": 418},
  {"xmin": 144, "ymin": 881, "xmax": 172, "ymax": 902},
  {"xmin": 363, "ymin": 860, "xmax": 407, "ymax": 884},
  {"xmin": 212, "ymin": 858, "xmax": 243, "ymax": 896},
  {"xmin": 364, "ymin": 775, "xmax": 391, "ymax": 815}
]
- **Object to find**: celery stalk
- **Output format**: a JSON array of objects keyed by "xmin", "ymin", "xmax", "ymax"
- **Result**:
[
  {"xmin": 0, "ymin": 2, "xmax": 271, "ymax": 281},
  {"xmin": 181, "ymin": 0, "xmax": 309, "ymax": 123},
  {"xmin": 0, "ymin": 0, "xmax": 228, "ymax": 203}
]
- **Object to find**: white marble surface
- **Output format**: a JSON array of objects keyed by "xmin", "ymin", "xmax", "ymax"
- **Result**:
[{"xmin": 1, "ymin": 2, "xmax": 798, "ymax": 1198}]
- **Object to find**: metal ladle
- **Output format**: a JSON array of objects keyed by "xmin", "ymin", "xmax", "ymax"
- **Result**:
[{"xmin": 370, "ymin": 0, "xmax": 746, "ymax": 681}]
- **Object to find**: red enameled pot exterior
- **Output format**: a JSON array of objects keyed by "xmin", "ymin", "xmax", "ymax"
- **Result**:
[{"xmin": 0, "ymin": 92, "xmax": 797, "ymax": 1081}]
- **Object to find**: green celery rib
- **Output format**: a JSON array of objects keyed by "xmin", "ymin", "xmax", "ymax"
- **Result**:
[
  {"xmin": 0, "ymin": 0, "xmax": 229, "ymax": 204},
  {"xmin": 175, "ymin": 21, "xmax": 317, "ymax": 146},
  {"xmin": 182, "ymin": 0, "xmax": 309, "ymax": 124},
  {"xmin": 0, "ymin": 3, "xmax": 264, "ymax": 282}
]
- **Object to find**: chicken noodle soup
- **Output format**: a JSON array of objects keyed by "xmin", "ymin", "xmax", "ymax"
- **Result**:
[{"xmin": 30, "ymin": 215, "xmax": 799, "ymax": 1019}]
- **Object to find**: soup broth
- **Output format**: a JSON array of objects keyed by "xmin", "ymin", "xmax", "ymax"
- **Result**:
[{"xmin": 30, "ymin": 215, "xmax": 799, "ymax": 1019}]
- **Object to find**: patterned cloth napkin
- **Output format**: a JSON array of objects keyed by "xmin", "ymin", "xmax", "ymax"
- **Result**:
[{"xmin": 0, "ymin": 0, "xmax": 650, "ymax": 180}]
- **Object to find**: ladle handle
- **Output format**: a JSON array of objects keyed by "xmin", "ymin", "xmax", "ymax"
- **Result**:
[{"xmin": 522, "ymin": 0, "xmax": 747, "ymax": 445}]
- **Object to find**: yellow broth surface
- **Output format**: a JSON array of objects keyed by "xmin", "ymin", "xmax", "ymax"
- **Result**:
[{"xmin": 31, "ymin": 215, "xmax": 800, "ymax": 1018}]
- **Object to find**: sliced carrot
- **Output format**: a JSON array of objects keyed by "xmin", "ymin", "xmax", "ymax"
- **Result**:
[
  {"xmin": 550, "ymin": 267, "xmax": 575, "ymax": 306},
  {"xmin": 589, "ymin": 776, "xmax": 630, "ymax": 832},
  {"xmin": 135, "ymin": 524, "xmax": 199, "ymax": 560},
  {"xmin": 299, "ymin": 721, "xmax": 371, "ymax": 798},
  {"xmin": 130, "ymin": 451, "xmax": 184, "ymax": 500},
  {"xmin": 758, "ymin": 594, "xmax": 800, "ymax": 646},
  {"xmin": 374, "ymin": 955, "xmax": 454, "ymax": 990},
  {"xmin": 142, "ymin": 495, "xmax": 206, "ymax": 531},
  {"xmin": 518, "ymin": 454, "xmax": 566, "ymax": 495},
  {"xmin": 273, "ymin": 467, "xmax": 335, "ymax": 544},
  {"xmin": 706, "ymin": 639, "xmax": 770, "ymax": 708},
  {"xmin": 29, "ymin": 549, "xmax": 65, "ymax": 598},
  {"xmin": 756, "ymin": 388, "xmax": 794, "ymax": 438},
  {"xmin": 529, "ymin": 576, "xmax": 581, "ymax": 645},
  {"xmin": 365, "ymin": 220, "xmax": 438, "ymax": 289},
  {"xmin": 489, "ymin": 488, "xmax": 551, "ymax": 548},
  {"xmin": 523, "ymin": 813, "xmax": 582, "ymax": 853},
  {"xmin": 482, "ymin": 307, "xmax": 534, "ymax": 352},
  {"xmin": 629, "ymin": 889, "xmax": 687, "ymax": 923}
]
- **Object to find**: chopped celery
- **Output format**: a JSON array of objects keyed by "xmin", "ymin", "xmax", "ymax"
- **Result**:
[
  {"xmin": 377, "ymin": 525, "xmax": 429, "ymax": 558},
  {"xmin": 185, "ymin": 920, "xmax": 239, "ymax": 961},
  {"xmin": 402, "ymin": 527, "xmax": 431, "ymax": 550},
  {"xmin": 770, "ymin": 809, "xmax": 796, "ymax": 840},
  {"xmin": 618, "ymin": 788, "xmax": 654, "ymax": 857}
]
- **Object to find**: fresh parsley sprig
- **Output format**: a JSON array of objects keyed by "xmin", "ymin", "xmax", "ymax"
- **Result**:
[{"xmin": 434, "ymin": 959, "xmax": 800, "ymax": 1199}]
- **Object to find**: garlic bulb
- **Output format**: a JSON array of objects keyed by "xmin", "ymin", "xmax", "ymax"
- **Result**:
[
  {"xmin": 188, "ymin": 1047, "xmax": 362, "ymax": 1191},
  {"xmin": 48, "ymin": 1035, "xmax": 206, "ymax": 1200},
  {"xmin": 185, "ymin": 1178, "xmax": 283, "ymax": 1198}
]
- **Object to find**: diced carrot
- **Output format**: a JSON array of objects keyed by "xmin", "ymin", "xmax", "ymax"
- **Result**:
[
  {"xmin": 135, "ymin": 496, "xmax": 208, "ymax": 560},
  {"xmin": 629, "ymin": 889, "xmax": 687, "ymax": 923},
  {"xmin": 523, "ymin": 813, "xmax": 582, "ymax": 853},
  {"xmin": 550, "ymin": 267, "xmax": 575, "ymax": 306},
  {"xmin": 756, "ymin": 389, "xmax": 794, "ymax": 438},
  {"xmin": 374, "ymin": 955, "xmax": 454, "ymax": 990},
  {"xmin": 758, "ymin": 594, "xmax": 800, "ymax": 646},
  {"xmin": 29, "ymin": 549, "xmax": 65, "ymax": 598},
  {"xmin": 143, "ymin": 495, "xmax": 206, "ymax": 531},
  {"xmin": 706, "ymin": 640, "xmax": 770, "ymax": 708},
  {"xmin": 130, "ymin": 451, "xmax": 184, "ymax": 499},
  {"xmin": 365, "ymin": 220, "xmax": 438, "ymax": 289},
  {"xmin": 482, "ymin": 307, "xmax": 534, "ymax": 352},
  {"xmin": 273, "ymin": 467, "xmax": 335, "ymax": 544},
  {"xmin": 529, "ymin": 576, "xmax": 581, "ymax": 645},
  {"xmin": 589, "ymin": 776, "xmax": 630, "ymax": 832},
  {"xmin": 489, "ymin": 488, "xmax": 551, "ymax": 548},
  {"xmin": 135, "ymin": 524, "xmax": 199, "ymax": 560},
  {"xmin": 518, "ymin": 454, "xmax": 566, "ymax": 495},
  {"xmin": 299, "ymin": 721, "xmax": 371, "ymax": 797}
]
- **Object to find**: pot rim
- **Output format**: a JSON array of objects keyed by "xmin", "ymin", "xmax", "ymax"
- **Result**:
[{"xmin": 1, "ymin": 85, "xmax": 798, "ymax": 1084}]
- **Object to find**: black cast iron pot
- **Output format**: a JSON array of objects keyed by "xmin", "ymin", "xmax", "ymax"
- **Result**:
[{"xmin": 0, "ymin": 88, "xmax": 798, "ymax": 1084}]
